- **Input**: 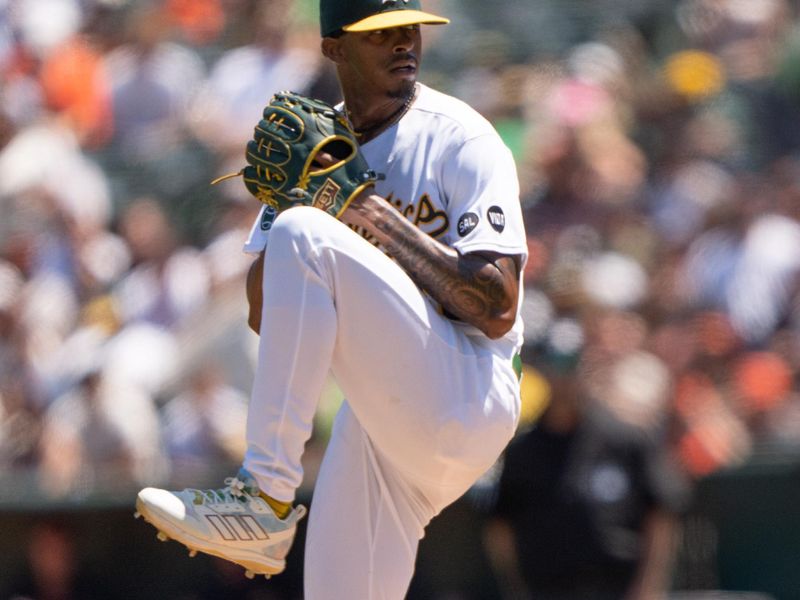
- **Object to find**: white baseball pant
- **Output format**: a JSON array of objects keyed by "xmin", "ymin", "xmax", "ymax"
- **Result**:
[{"xmin": 243, "ymin": 206, "xmax": 520, "ymax": 599}]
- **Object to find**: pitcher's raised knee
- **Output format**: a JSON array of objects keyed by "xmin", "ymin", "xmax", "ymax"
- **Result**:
[{"xmin": 271, "ymin": 206, "xmax": 352, "ymax": 250}]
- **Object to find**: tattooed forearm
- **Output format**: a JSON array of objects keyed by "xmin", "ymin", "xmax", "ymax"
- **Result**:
[
  {"xmin": 346, "ymin": 192, "xmax": 520, "ymax": 338},
  {"xmin": 380, "ymin": 217, "xmax": 499, "ymax": 317}
]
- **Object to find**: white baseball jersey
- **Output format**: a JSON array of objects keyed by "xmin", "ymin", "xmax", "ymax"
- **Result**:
[{"xmin": 244, "ymin": 83, "xmax": 528, "ymax": 357}]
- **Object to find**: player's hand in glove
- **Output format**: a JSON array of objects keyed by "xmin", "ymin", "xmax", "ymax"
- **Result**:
[{"xmin": 239, "ymin": 92, "xmax": 380, "ymax": 219}]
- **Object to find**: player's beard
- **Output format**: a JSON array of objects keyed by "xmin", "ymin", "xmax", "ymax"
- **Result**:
[{"xmin": 389, "ymin": 78, "xmax": 416, "ymax": 102}]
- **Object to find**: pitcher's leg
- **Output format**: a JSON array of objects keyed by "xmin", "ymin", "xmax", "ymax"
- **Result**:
[
  {"xmin": 243, "ymin": 209, "xmax": 341, "ymax": 502},
  {"xmin": 305, "ymin": 404, "xmax": 430, "ymax": 600}
]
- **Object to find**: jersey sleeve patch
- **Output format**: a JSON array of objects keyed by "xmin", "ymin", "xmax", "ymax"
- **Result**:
[
  {"xmin": 487, "ymin": 206, "xmax": 505, "ymax": 233},
  {"xmin": 457, "ymin": 212, "xmax": 480, "ymax": 237},
  {"xmin": 260, "ymin": 205, "xmax": 278, "ymax": 231}
]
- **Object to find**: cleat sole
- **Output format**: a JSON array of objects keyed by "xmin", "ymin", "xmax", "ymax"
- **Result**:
[{"xmin": 135, "ymin": 496, "xmax": 286, "ymax": 577}]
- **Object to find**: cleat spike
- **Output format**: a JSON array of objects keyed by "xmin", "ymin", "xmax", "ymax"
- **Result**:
[
  {"xmin": 244, "ymin": 570, "xmax": 255, "ymax": 579},
  {"xmin": 157, "ymin": 531, "xmax": 169, "ymax": 542},
  {"xmin": 188, "ymin": 549, "xmax": 198, "ymax": 558},
  {"xmin": 133, "ymin": 511, "xmax": 141, "ymax": 519},
  {"xmin": 264, "ymin": 574, "xmax": 271, "ymax": 580}
]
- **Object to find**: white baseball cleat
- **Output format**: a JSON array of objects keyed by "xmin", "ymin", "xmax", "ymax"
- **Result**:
[{"xmin": 135, "ymin": 468, "xmax": 306, "ymax": 578}]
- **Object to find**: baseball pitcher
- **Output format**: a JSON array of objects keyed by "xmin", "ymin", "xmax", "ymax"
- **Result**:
[{"xmin": 135, "ymin": 1, "xmax": 528, "ymax": 598}]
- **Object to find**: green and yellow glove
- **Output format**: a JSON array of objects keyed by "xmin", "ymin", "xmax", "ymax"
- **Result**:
[{"xmin": 240, "ymin": 91, "xmax": 379, "ymax": 219}]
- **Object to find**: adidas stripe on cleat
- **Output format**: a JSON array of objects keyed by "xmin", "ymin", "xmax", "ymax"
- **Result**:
[{"xmin": 135, "ymin": 468, "xmax": 306, "ymax": 578}]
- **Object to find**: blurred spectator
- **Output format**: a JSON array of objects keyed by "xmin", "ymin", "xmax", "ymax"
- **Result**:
[
  {"xmin": 201, "ymin": 195, "xmax": 262, "ymax": 288},
  {"xmin": 165, "ymin": 0, "xmax": 226, "ymax": 48},
  {"xmin": 191, "ymin": 0, "xmax": 327, "ymax": 154},
  {"xmin": 112, "ymin": 197, "xmax": 210, "ymax": 329},
  {"xmin": 160, "ymin": 360, "xmax": 248, "ymax": 481},
  {"xmin": 0, "ymin": 114, "xmax": 118, "ymax": 302},
  {"xmin": 38, "ymin": 354, "xmax": 166, "ymax": 497},
  {"xmin": 38, "ymin": 15, "xmax": 113, "ymax": 148},
  {"xmin": 98, "ymin": 2, "xmax": 215, "ymax": 226},
  {"xmin": 672, "ymin": 367, "xmax": 754, "ymax": 480},
  {"xmin": 0, "ymin": 383, "xmax": 42, "ymax": 470},
  {"xmin": 38, "ymin": 368, "xmax": 133, "ymax": 497},
  {"xmin": 487, "ymin": 347, "xmax": 692, "ymax": 600},
  {"xmin": 0, "ymin": 262, "xmax": 42, "ymax": 468},
  {"xmin": 680, "ymin": 197, "xmax": 800, "ymax": 344},
  {"xmin": 104, "ymin": 4, "xmax": 205, "ymax": 161}
]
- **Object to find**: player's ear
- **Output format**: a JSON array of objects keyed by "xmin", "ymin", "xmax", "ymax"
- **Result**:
[{"xmin": 321, "ymin": 37, "xmax": 344, "ymax": 64}]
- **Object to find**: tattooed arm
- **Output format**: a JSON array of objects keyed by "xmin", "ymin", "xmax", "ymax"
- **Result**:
[{"xmin": 344, "ymin": 191, "xmax": 521, "ymax": 339}]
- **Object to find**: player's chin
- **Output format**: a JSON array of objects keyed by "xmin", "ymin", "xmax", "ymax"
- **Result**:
[{"xmin": 387, "ymin": 69, "xmax": 417, "ymax": 96}]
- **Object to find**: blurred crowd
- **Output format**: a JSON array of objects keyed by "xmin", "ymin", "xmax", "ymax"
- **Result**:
[
  {"xmin": 0, "ymin": 0, "xmax": 339, "ymax": 500},
  {"xmin": 0, "ymin": 0, "xmax": 798, "ymax": 517},
  {"xmin": 508, "ymin": 0, "xmax": 800, "ymax": 481}
]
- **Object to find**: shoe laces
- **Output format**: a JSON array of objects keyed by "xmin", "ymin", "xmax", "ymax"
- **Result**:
[
  {"xmin": 193, "ymin": 476, "xmax": 251, "ymax": 504},
  {"xmin": 225, "ymin": 476, "xmax": 248, "ymax": 498}
]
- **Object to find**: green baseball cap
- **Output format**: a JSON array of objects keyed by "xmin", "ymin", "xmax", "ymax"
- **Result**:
[{"xmin": 320, "ymin": 0, "xmax": 449, "ymax": 38}]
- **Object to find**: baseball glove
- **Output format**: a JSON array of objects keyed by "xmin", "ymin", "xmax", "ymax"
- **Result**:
[{"xmin": 240, "ymin": 92, "xmax": 379, "ymax": 219}]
